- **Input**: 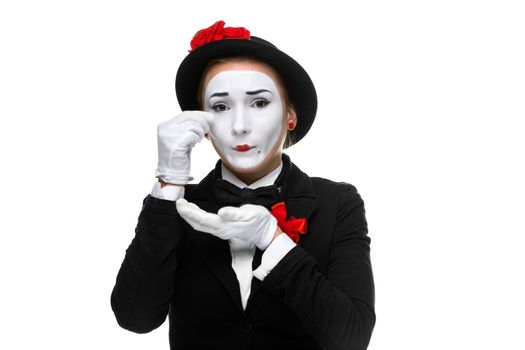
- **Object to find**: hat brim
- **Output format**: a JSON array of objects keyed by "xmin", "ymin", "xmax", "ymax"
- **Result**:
[{"xmin": 175, "ymin": 36, "xmax": 317, "ymax": 148}]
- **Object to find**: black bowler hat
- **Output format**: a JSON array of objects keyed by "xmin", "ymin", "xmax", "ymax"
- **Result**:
[{"xmin": 175, "ymin": 20, "xmax": 317, "ymax": 148}]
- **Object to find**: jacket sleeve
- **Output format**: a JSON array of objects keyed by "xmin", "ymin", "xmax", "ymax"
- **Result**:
[
  {"xmin": 110, "ymin": 194, "xmax": 184, "ymax": 333},
  {"xmin": 261, "ymin": 183, "xmax": 375, "ymax": 350}
]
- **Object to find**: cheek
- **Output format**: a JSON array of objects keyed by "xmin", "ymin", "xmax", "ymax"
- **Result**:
[
  {"xmin": 209, "ymin": 118, "xmax": 231, "ymax": 144},
  {"xmin": 254, "ymin": 108, "xmax": 284, "ymax": 142},
  {"xmin": 263, "ymin": 105, "xmax": 285, "ymax": 131}
]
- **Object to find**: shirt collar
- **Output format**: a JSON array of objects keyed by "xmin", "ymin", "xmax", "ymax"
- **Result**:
[{"xmin": 221, "ymin": 159, "xmax": 283, "ymax": 189}]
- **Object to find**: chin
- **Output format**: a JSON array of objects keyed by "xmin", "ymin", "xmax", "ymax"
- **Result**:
[{"xmin": 224, "ymin": 155, "xmax": 266, "ymax": 173}]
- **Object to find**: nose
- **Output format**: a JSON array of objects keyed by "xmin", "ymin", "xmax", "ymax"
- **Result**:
[{"xmin": 231, "ymin": 108, "xmax": 251, "ymax": 136}]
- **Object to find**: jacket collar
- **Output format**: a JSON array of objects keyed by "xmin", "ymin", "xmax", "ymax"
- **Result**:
[{"xmin": 184, "ymin": 152, "xmax": 317, "ymax": 313}]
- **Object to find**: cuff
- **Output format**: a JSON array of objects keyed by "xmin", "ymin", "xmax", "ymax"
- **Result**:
[
  {"xmin": 252, "ymin": 233, "xmax": 296, "ymax": 281},
  {"xmin": 150, "ymin": 181, "xmax": 185, "ymax": 201},
  {"xmin": 155, "ymin": 169, "xmax": 194, "ymax": 185}
]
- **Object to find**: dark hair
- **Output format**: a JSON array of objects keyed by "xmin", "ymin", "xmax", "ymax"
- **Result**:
[{"xmin": 196, "ymin": 55, "xmax": 297, "ymax": 149}]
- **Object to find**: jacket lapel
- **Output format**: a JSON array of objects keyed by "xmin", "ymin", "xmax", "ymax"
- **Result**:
[{"xmin": 183, "ymin": 153, "xmax": 317, "ymax": 314}]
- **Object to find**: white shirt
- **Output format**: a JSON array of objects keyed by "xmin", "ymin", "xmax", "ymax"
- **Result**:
[{"xmin": 150, "ymin": 160, "xmax": 296, "ymax": 310}]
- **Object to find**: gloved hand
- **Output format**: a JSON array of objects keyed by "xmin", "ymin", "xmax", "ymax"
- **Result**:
[
  {"xmin": 155, "ymin": 111, "xmax": 215, "ymax": 185},
  {"xmin": 175, "ymin": 198, "xmax": 278, "ymax": 250}
]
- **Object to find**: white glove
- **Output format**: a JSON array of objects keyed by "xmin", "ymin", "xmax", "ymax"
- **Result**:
[
  {"xmin": 175, "ymin": 198, "xmax": 278, "ymax": 250},
  {"xmin": 155, "ymin": 111, "xmax": 215, "ymax": 185}
]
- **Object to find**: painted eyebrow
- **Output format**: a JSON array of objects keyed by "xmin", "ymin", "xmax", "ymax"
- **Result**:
[
  {"xmin": 246, "ymin": 89, "xmax": 273, "ymax": 95},
  {"xmin": 208, "ymin": 89, "xmax": 273, "ymax": 100},
  {"xmin": 209, "ymin": 92, "xmax": 229, "ymax": 99}
]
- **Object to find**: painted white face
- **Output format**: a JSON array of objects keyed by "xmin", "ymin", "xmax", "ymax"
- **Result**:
[{"xmin": 203, "ymin": 70, "xmax": 284, "ymax": 171}]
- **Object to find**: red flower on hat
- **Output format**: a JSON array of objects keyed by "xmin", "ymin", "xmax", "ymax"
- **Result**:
[
  {"xmin": 189, "ymin": 20, "xmax": 251, "ymax": 52},
  {"xmin": 270, "ymin": 201, "xmax": 307, "ymax": 244}
]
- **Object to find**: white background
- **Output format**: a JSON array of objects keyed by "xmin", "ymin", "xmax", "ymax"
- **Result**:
[{"xmin": 1, "ymin": 0, "xmax": 524, "ymax": 349}]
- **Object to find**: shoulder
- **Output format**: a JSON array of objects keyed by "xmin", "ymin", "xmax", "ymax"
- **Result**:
[
  {"xmin": 308, "ymin": 177, "xmax": 367, "ymax": 230},
  {"xmin": 310, "ymin": 176, "xmax": 363, "ymax": 204},
  {"xmin": 308, "ymin": 176, "xmax": 369, "ymax": 243}
]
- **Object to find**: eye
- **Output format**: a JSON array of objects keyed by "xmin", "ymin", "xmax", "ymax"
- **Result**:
[
  {"xmin": 211, "ymin": 103, "xmax": 230, "ymax": 112},
  {"xmin": 251, "ymin": 99, "xmax": 269, "ymax": 108}
]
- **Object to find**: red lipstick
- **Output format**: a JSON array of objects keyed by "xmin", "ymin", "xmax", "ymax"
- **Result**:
[{"xmin": 235, "ymin": 144, "xmax": 254, "ymax": 152}]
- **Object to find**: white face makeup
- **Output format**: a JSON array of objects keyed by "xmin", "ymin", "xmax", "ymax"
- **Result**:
[{"xmin": 203, "ymin": 70, "xmax": 284, "ymax": 171}]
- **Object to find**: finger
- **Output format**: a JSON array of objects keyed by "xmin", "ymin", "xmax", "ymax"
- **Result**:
[
  {"xmin": 204, "ymin": 112, "xmax": 215, "ymax": 127},
  {"xmin": 217, "ymin": 206, "xmax": 253, "ymax": 222},
  {"xmin": 183, "ymin": 200, "xmax": 201, "ymax": 210},
  {"xmin": 176, "ymin": 198, "xmax": 206, "ymax": 216},
  {"xmin": 175, "ymin": 198, "xmax": 189, "ymax": 210},
  {"xmin": 176, "ymin": 199, "xmax": 202, "ymax": 224},
  {"xmin": 177, "ymin": 111, "xmax": 215, "ymax": 134},
  {"xmin": 178, "ymin": 120, "xmax": 206, "ymax": 147},
  {"xmin": 180, "ymin": 120, "xmax": 205, "ymax": 138},
  {"xmin": 177, "ymin": 132, "xmax": 202, "ymax": 150},
  {"xmin": 177, "ymin": 205, "xmax": 209, "ymax": 231},
  {"xmin": 177, "ymin": 201, "xmax": 223, "ymax": 232}
]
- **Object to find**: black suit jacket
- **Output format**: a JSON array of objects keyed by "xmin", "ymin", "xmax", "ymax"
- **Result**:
[{"xmin": 111, "ymin": 153, "xmax": 375, "ymax": 350}]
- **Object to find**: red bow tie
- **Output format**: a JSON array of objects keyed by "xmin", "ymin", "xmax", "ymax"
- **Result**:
[{"xmin": 270, "ymin": 201, "xmax": 307, "ymax": 243}]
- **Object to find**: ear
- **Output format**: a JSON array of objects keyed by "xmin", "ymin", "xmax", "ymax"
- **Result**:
[{"xmin": 286, "ymin": 106, "xmax": 298, "ymax": 129}]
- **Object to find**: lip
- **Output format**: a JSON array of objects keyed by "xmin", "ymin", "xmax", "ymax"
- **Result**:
[{"xmin": 234, "ymin": 144, "xmax": 255, "ymax": 152}]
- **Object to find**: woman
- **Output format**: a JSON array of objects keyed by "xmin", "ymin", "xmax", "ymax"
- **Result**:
[{"xmin": 111, "ymin": 20, "xmax": 375, "ymax": 350}]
